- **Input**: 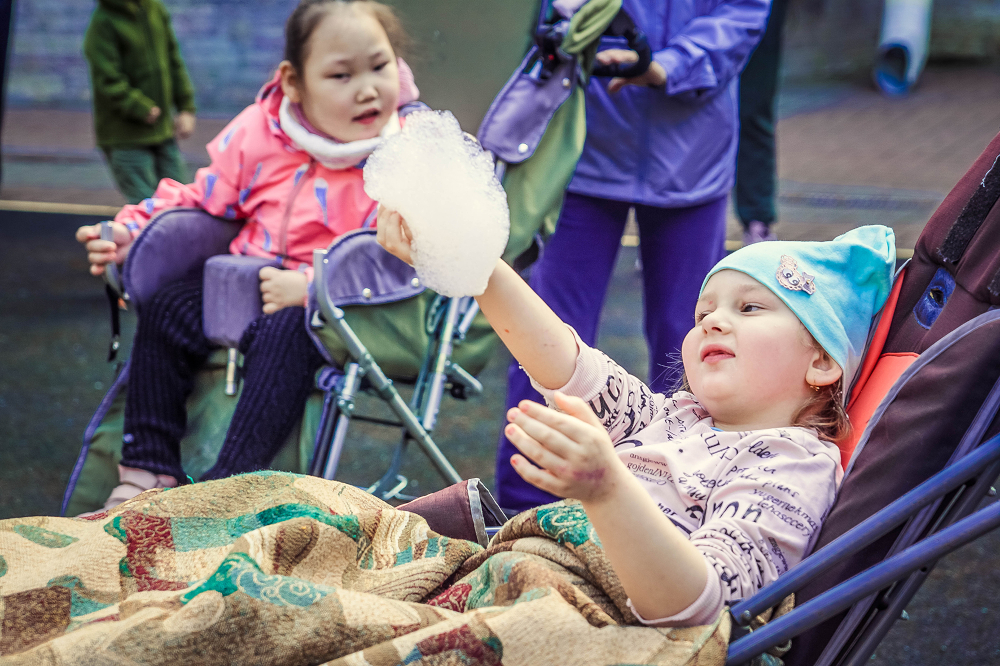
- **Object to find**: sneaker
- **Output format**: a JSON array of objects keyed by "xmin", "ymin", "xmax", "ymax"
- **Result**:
[
  {"xmin": 77, "ymin": 465, "xmax": 178, "ymax": 517},
  {"xmin": 743, "ymin": 220, "xmax": 777, "ymax": 246}
]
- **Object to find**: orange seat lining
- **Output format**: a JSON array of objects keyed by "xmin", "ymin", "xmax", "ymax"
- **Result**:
[{"xmin": 837, "ymin": 270, "xmax": 918, "ymax": 467}]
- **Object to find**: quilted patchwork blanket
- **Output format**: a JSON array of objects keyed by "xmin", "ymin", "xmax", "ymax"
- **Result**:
[{"xmin": 0, "ymin": 472, "xmax": 730, "ymax": 665}]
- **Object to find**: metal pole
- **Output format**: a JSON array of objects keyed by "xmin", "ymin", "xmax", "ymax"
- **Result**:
[
  {"xmin": 421, "ymin": 297, "xmax": 460, "ymax": 432},
  {"xmin": 838, "ymin": 454, "xmax": 1000, "ymax": 666},
  {"xmin": 0, "ymin": 0, "xmax": 14, "ymax": 187},
  {"xmin": 313, "ymin": 249, "xmax": 462, "ymax": 485},
  {"xmin": 321, "ymin": 362, "xmax": 361, "ymax": 480},
  {"xmin": 726, "ymin": 500, "xmax": 1000, "ymax": 665},
  {"xmin": 729, "ymin": 432, "xmax": 1000, "ymax": 624}
]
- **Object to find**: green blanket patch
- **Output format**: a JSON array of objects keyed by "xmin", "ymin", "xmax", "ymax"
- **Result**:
[
  {"xmin": 47, "ymin": 575, "xmax": 116, "ymax": 618},
  {"xmin": 182, "ymin": 552, "xmax": 332, "ymax": 608},
  {"xmin": 105, "ymin": 503, "xmax": 362, "ymax": 552},
  {"xmin": 535, "ymin": 502, "xmax": 597, "ymax": 547},
  {"xmin": 13, "ymin": 525, "xmax": 80, "ymax": 549}
]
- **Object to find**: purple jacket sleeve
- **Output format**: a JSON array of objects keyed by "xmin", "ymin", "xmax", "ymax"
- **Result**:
[{"xmin": 654, "ymin": 0, "xmax": 770, "ymax": 100}]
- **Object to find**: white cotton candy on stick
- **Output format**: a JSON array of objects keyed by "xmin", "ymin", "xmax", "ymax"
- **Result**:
[{"xmin": 363, "ymin": 110, "xmax": 510, "ymax": 297}]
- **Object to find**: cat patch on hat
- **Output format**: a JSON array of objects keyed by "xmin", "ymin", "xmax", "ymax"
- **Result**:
[{"xmin": 777, "ymin": 255, "xmax": 816, "ymax": 295}]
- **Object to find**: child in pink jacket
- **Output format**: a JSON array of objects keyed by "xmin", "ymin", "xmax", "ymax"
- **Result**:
[{"xmin": 75, "ymin": 0, "xmax": 419, "ymax": 511}]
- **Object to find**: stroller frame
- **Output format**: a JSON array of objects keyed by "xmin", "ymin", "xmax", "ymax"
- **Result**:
[
  {"xmin": 67, "ymin": 210, "xmax": 492, "ymax": 513},
  {"xmin": 308, "ymin": 243, "xmax": 483, "ymax": 498},
  {"xmin": 726, "ymin": 316, "xmax": 1000, "ymax": 665}
]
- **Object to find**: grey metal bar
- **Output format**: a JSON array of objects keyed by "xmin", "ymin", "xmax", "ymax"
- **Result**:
[
  {"xmin": 313, "ymin": 249, "xmax": 462, "ymax": 485},
  {"xmin": 322, "ymin": 362, "xmax": 361, "ymax": 480},
  {"xmin": 224, "ymin": 348, "xmax": 239, "ymax": 396},
  {"xmin": 421, "ymin": 298, "xmax": 461, "ymax": 432},
  {"xmin": 456, "ymin": 298, "xmax": 480, "ymax": 339},
  {"xmin": 99, "ymin": 221, "xmax": 125, "ymax": 297},
  {"xmin": 446, "ymin": 361, "xmax": 484, "ymax": 396},
  {"xmin": 309, "ymin": 390, "xmax": 338, "ymax": 476}
]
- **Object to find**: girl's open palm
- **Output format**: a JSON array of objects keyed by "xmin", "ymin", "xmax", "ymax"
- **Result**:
[{"xmin": 505, "ymin": 392, "xmax": 626, "ymax": 503}]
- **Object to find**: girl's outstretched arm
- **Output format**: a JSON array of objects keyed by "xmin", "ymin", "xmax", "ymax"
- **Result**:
[
  {"xmin": 375, "ymin": 208, "xmax": 578, "ymax": 389},
  {"xmin": 505, "ymin": 392, "xmax": 709, "ymax": 621}
]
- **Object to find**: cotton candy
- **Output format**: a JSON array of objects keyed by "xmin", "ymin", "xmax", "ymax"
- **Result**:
[{"xmin": 364, "ymin": 110, "xmax": 510, "ymax": 297}]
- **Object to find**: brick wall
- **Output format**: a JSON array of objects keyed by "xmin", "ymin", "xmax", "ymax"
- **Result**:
[
  {"xmin": 9, "ymin": 0, "xmax": 1000, "ymax": 117},
  {"xmin": 7, "ymin": 0, "xmax": 295, "ymax": 114},
  {"xmin": 5, "ymin": 0, "xmax": 534, "ymax": 130}
]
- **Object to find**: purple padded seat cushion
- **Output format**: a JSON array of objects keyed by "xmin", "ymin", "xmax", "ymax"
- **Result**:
[
  {"xmin": 203, "ymin": 255, "xmax": 282, "ymax": 348},
  {"xmin": 122, "ymin": 208, "xmax": 240, "ymax": 313},
  {"xmin": 322, "ymin": 229, "xmax": 424, "ymax": 307}
]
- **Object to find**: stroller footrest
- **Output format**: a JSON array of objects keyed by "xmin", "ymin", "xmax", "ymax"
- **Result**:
[{"xmin": 446, "ymin": 362, "xmax": 483, "ymax": 397}]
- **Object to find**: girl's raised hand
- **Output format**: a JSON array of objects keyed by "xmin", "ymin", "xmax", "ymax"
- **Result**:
[
  {"xmin": 374, "ymin": 206, "xmax": 415, "ymax": 265},
  {"xmin": 505, "ymin": 392, "xmax": 627, "ymax": 503},
  {"xmin": 75, "ymin": 222, "xmax": 132, "ymax": 276},
  {"xmin": 259, "ymin": 266, "xmax": 308, "ymax": 314}
]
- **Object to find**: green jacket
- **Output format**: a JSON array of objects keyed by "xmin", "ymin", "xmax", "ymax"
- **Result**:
[{"xmin": 83, "ymin": 0, "xmax": 196, "ymax": 148}]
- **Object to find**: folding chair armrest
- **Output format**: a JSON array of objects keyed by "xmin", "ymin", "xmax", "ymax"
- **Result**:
[{"xmin": 729, "ymin": 431, "xmax": 1000, "ymax": 627}]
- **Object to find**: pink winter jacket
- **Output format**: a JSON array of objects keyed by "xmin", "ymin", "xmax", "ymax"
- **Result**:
[{"xmin": 113, "ymin": 66, "xmax": 420, "ymax": 280}]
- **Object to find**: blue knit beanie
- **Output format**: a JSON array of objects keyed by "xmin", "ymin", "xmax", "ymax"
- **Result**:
[{"xmin": 701, "ymin": 225, "xmax": 896, "ymax": 386}]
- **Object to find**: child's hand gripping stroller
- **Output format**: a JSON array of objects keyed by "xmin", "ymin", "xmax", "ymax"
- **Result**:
[{"xmin": 74, "ymin": 220, "xmax": 132, "ymax": 360}]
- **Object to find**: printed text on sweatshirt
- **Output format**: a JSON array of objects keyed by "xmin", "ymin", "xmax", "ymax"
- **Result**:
[{"xmin": 530, "ymin": 333, "xmax": 844, "ymax": 604}]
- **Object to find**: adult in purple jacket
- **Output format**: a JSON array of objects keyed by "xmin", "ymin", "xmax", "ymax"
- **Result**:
[{"xmin": 496, "ymin": 0, "xmax": 771, "ymax": 515}]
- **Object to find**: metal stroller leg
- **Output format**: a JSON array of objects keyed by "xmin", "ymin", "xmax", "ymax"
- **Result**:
[
  {"xmin": 321, "ymin": 362, "xmax": 361, "ymax": 480},
  {"xmin": 420, "ymin": 298, "xmax": 461, "ymax": 432},
  {"xmin": 362, "ymin": 335, "xmax": 463, "ymax": 485},
  {"xmin": 224, "ymin": 348, "xmax": 239, "ymax": 396},
  {"xmin": 313, "ymin": 295, "xmax": 462, "ymax": 486}
]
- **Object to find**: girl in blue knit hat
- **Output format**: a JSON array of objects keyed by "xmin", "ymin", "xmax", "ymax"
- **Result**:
[{"xmin": 379, "ymin": 213, "xmax": 895, "ymax": 627}]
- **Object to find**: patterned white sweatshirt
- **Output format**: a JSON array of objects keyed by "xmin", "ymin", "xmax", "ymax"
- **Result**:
[{"xmin": 529, "ymin": 333, "xmax": 843, "ymax": 626}]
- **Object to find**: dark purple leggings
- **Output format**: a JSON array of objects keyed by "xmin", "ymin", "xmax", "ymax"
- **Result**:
[
  {"xmin": 121, "ymin": 280, "xmax": 325, "ymax": 481},
  {"xmin": 496, "ymin": 192, "xmax": 727, "ymax": 513}
]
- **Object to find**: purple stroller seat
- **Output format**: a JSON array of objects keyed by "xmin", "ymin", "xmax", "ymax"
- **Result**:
[
  {"xmin": 121, "ymin": 207, "xmax": 240, "ymax": 314},
  {"xmin": 318, "ymin": 228, "xmax": 424, "ymax": 308}
]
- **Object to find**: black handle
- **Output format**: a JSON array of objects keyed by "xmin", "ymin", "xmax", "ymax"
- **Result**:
[{"xmin": 591, "ymin": 9, "xmax": 652, "ymax": 80}]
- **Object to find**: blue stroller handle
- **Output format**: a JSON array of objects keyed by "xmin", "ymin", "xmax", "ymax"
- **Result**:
[{"xmin": 591, "ymin": 9, "xmax": 652, "ymax": 79}]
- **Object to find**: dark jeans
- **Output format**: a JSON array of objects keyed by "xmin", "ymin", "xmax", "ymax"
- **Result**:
[
  {"xmin": 121, "ymin": 280, "xmax": 325, "ymax": 481},
  {"xmin": 735, "ymin": 0, "xmax": 790, "ymax": 228},
  {"xmin": 495, "ymin": 192, "xmax": 727, "ymax": 513},
  {"xmin": 103, "ymin": 138, "xmax": 188, "ymax": 204}
]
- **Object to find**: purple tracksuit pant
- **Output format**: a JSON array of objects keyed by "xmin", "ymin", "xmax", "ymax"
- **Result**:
[{"xmin": 495, "ymin": 191, "xmax": 727, "ymax": 513}]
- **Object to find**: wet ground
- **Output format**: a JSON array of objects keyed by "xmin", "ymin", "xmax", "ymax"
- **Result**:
[{"xmin": 2, "ymin": 63, "xmax": 1000, "ymax": 663}]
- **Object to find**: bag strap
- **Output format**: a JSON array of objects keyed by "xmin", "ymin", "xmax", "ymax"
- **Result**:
[
  {"xmin": 104, "ymin": 284, "xmax": 121, "ymax": 363},
  {"xmin": 938, "ymin": 154, "xmax": 1000, "ymax": 264}
]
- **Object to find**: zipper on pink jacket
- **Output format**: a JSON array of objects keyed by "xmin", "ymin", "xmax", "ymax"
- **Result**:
[{"xmin": 279, "ymin": 158, "xmax": 316, "ymax": 261}]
